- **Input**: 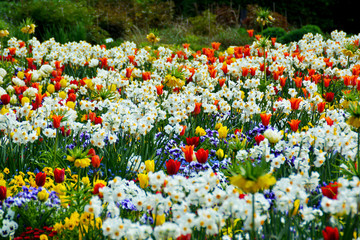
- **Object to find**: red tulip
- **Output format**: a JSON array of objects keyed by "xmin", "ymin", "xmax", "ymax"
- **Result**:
[
  {"xmin": 1, "ymin": 94, "xmax": 10, "ymax": 105},
  {"xmin": 255, "ymin": 135, "xmax": 265, "ymax": 145},
  {"xmin": 35, "ymin": 172, "xmax": 47, "ymax": 187},
  {"xmin": 324, "ymin": 92, "xmax": 334, "ymax": 102},
  {"xmin": 166, "ymin": 159, "xmax": 181, "ymax": 175},
  {"xmin": 156, "ymin": 85, "xmax": 164, "ymax": 95},
  {"xmin": 322, "ymin": 226, "xmax": 339, "ymax": 240},
  {"xmin": 186, "ymin": 137, "xmax": 199, "ymax": 147},
  {"xmin": 54, "ymin": 168, "xmax": 65, "ymax": 184},
  {"xmin": 321, "ymin": 182, "xmax": 338, "ymax": 199},
  {"xmin": 195, "ymin": 148, "xmax": 209, "ymax": 164},
  {"xmin": 93, "ymin": 183, "xmax": 105, "ymax": 198},
  {"xmin": 0, "ymin": 186, "xmax": 6, "ymax": 201},
  {"xmin": 317, "ymin": 102, "xmax": 326, "ymax": 113},
  {"xmin": 88, "ymin": 148, "xmax": 96, "ymax": 157},
  {"xmin": 91, "ymin": 155, "xmax": 103, "ymax": 168},
  {"xmin": 192, "ymin": 102, "xmax": 202, "ymax": 115}
]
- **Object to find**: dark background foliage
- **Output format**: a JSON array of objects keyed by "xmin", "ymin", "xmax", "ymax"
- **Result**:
[{"xmin": 0, "ymin": 0, "xmax": 358, "ymax": 47}]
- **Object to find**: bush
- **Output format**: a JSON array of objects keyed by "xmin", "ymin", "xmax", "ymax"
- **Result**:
[
  {"xmin": 1, "ymin": 0, "xmax": 101, "ymax": 43},
  {"xmin": 261, "ymin": 27, "xmax": 287, "ymax": 38},
  {"xmin": 279, "ymin": 24, "xmax": 323, "ymax": 43},
  {"xmin": 212, "ymin": 27, "xmax": 252, "ymax": 49},
  {"xmin": 189, "ymin": 9, "xmax": 223, "ymax": 36}
]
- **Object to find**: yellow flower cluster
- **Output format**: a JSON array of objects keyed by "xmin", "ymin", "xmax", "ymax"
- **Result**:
[
  {"xmin": 21, "ymin": 24, "xmax": 36, "ymax": 34},
  {"xmin": 54, "ymin": 211, "xmax": 102, "ymax": 238},
  {"xmin": 164, "ymin": 74, "xmax": 185, "ymax": 89},
  {"xmin": 230, "ymin": 173, "xmax": 276, "ymax": 193},
  {"xmin": 146, "ymin": 33, "xmax": 160, "ymax": 43},
  {"xmin": 0, "ymin": 29, "xmax": 9, "ymax": 38},
  {"xmin": 67, "ymin": 156, "xmax": 91, "ymax": 168}
]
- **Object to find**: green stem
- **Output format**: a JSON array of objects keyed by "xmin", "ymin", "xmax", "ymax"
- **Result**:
[
  {"xmin": 251, "ymin": 193, "xmax": 256, "ymax": 240},
  {"xmin": 357, "ymin": 128, "xmax": 360, "ymax": 174}
]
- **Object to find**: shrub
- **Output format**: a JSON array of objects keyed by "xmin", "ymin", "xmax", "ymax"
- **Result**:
[
  {"xmin": 261, "ymin": 27, "xmax": 287, "ymax": 38},
  {"xmin": 279, "ymin": 24, "xmax": 323, "ymax": 43},
  {"xmin": 189, "ymin": 9, "xmax": 223, "ymax": 36}
]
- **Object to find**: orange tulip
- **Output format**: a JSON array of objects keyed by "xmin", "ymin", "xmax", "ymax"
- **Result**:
[
  {"xmin": 260, "ymin": 113, "xmax": 271, "ymax": 126},
  {"xmin": 288, "ymin": 119, "xmax": 301, "ymax": 132},
  {"xmin": 181, "ymin": 145, "xmax": 195, "ymax": 163},
  {"xmin": 52, "ymin": 115, "xmax": 64, "ymax": 129}
]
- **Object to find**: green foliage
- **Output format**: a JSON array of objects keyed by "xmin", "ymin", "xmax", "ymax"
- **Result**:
[
  {"xmin": 261, "ymin": 27, "xmax": 287, "ymax": 38},
  {"xmin": 189, "ymin": 9, "xmax": 222, "ymax": 36},
  {"xmin": 279, "ymin": 25, "xmax": 323, "ymax": 44},
  {"xmin": 2, "ymin": 0, "xmax": 98, "ymax": 43}
]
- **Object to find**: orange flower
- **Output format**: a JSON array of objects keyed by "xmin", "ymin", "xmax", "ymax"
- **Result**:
[
  {"xmin": 218, "ymin": 78, "xmax": 226, "ymax": 87},
  {"xmin": 324, "ymin": 78, "xmax": 331, "ymax": 88},
  {"xmin": 247, "ymin": 29, "xmax": 254, "ymax": 37},
  {"xmin": 221, "ymin": 64, "xmax": 228, "ymax": 74},
  {"xmin": 288, "ymin": 119, "xmax": 301, "ymax": 132},
  {"xmin": 52, "ymin": 115, "xmax": 64, "ymax": 129},
  {"xmin": 293, "ymin": 77, "xmax": 302, "ymax": 88},
  {"xmin": 241, "ymin": 67, "xmax": 249, "ymax": 77},
  {"xmin": 183, "ymin": 43, "xmax": 190, "ymax": 49},
  {"xmin": 260, "ymin": 113, "xmax": 271, "ymax": 126},
  {"xmin": 289, "ymin": 98, "xmax": 302, "ymax": 110},
  {"xmin": 192, "ymin": 102, "xmax": 202, "ymax": 115},
  {"xmin": 156, "ymin": 85, "xmax": 164, "ymax": 95},
  {"xmin": 211, "ymin": 42, "xmax": 221, "ymax": 50},
  {"xmin": 317, "ymin": 102, "xmax": 326, "ymax": 113},
  {"xmin": 181, "ymin": 145, "xmax": 195, "ymax": 163},
  {"xmin": 279, "ymin": 77, "xmax": 287, "ymax": 87}
]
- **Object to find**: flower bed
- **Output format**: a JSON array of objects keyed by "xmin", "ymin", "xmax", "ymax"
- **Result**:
[{"xmin": 1, "ymin": 30, "xmax": 360, "ymax": 239}]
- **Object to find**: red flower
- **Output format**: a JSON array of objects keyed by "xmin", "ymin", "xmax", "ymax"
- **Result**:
[
  {"xmin": 186, "ymin": 137, "xmax": 199, "ymax": 147},
  {"xmin": 322, "ymin": 226, "xmax": 339, "ymax": 240},
  {"xmin": 177, "ymin": 234, "xmax": 191, "ymax": 240},
  {"xmin": 288, "ymin": 119, "xmax": 301, "ymax": 132},
  {"xmin": 1, "ymin": 94, "xmax": 10, "ymax": 105},
  {"xmin": 324, "ymin": 92, "xmax": 334, "ymax": 102},
  {"xmin": 254, "ymin": 135, "xmax": 265, "ymax": 145},
  {"xmin": 87, "ymin": 148, "xmax": 96, "ymax": 157},
  {"xmin": 317, "ymin": 102, "xmax": 326, "ymax": 113},
  {"xmin": 126, "ymin": 68, "xmax": 133, "ymax": 78},
  {"xmin": 0, "ymin": 186, "xmax": 6, "ymax": 201},
  {"xmin": 35, "ymin": 172, "xmax": 47, "ymax": 187},
  {"xmin": 321, "ymin": 182, "xmax": 338, "ymax": 199},
  {"xmin": 192, "ymin": 102, "xmax": 202, "ymax": 115},
  {"xmin": 52, "ymin": 115, "xmax": 64, "ymax": 129},
  {"xmin": 156, "ymin": 85, "xmax": 164, "ymax": 95},
  {"xmin": 142, "ymin": 72, "xmax": 151, "ymax": 80},
  {"xmin": 218, "ymin": 78, "xmax": 226, "ymax": 87},
  {"xmin": 195, "ymin": 148, "xmax": 209, "ymax": 164},
  {"xmin": 91, "ymin": 155, "xmax": 103, "ymax": 168},
  {"xmin": 166, "ymin": 159, "xmax": 181, "ymax": 175},
  {"xmin": 247, "ymin": 29, "xmax": 254, "ymax": 37},
  {"xmin": 180, "ymin": 125, "xmax": 187, "ymax": 136},
  {"xmin": 325, "ymin": 117, "xmax": 334, "ymax": 126},
  {"xmin": 93, "ymin": 183, "xmax": 105, "ymax": 198},
  {"xmin": 54, "ymin": 168, "xmax": 65, "ymax": 184},
  {"xmin": 260, "ymin": 113, "xmax": 271, "ymax": 126}
]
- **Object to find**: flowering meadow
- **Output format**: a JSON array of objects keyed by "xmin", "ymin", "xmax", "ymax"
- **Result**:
[{"xmin": 2, "ymin": 26, "xmax": 360, "ymax": 240}]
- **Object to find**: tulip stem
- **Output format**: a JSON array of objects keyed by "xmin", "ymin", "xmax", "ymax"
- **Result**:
[
  {"xmin": 357, "ymin": 128, "xmax": 360, "ymax": 174},
  {"xmin": 251, "ymin": 193, "xmax": 255, "ymax": 240}
]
